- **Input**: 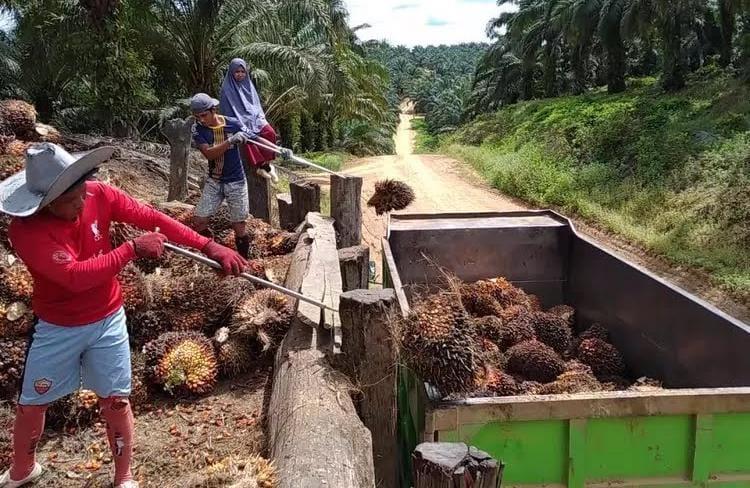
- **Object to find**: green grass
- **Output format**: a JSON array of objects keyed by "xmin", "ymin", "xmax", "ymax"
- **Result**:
[
  {"xmin": 411, "ymin": 117, "xmax": 441, "ymax": 153},
  {"xmin": 442, "ymin": 72, "xmax": 750, "ymax": 296},
  {"xmin": 298, "ymin": 151, "xmax": 350, "ymax": 172}
]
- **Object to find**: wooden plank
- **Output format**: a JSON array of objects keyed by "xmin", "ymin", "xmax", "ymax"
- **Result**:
[
  {"xmin": 382, "ymin": 238, "xmax": 410, "ymax": 316},
  {"xmin": 331, "ymin": 174, "xmax": 363, "ymax": 248},
  {"xmin": 340, "ymin": 289, "xmax": 398, "ymax": 488}
]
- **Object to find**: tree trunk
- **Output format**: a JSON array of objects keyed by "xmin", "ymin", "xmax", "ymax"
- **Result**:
[
  {"xmin": 543, "ymin": 41, "xmax": 558, "ymax": 98},
  {"xmin": 338, "ymin": 245, "xmax": 370, "ymax": 292},
  {"xmin": 412, "ymin": 443, "xmax": 504, "ymax": 488},
  {"xmin": 661, "ymin": 15, "xmax": 686, "ymax": 92},
  {"xmin": 247, "ymin": 169, "xmax": 272, "ymax": 223},
  {"xmin": 607, "ymin": 36, "xmax": 627, "ymax": 94},
  {"xmin": 290, "ymin": 180, "xmax": 321, "ymax": 226},
  {"xmin": 571, "ymin": 45, "xmax": 588, "ymax": 95},
  {"xmin": 718, "ymin": 0, "xmax": 735, "ymax": 68},
  {"xmin": 161, "ymin": 117, "xmax": 194, "ymax": 202},
  {"xmin": 330, "ymin": 174, "xmax": 363, "ymax": 248}
]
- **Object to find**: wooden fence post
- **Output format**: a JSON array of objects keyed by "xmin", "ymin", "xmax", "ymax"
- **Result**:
[
  {"xmin": 339, "ymin": 245, "xmax": 370, "ymax": 292},
  {"xmin": 339, "ymin": 289, "xmax": 398, "ymax": 488},
  {"xmin": 412, "ymin": 443, "xmax": 504, "ymax": 488},
  {"xmin": 247, "ymin": 169, "xmax": 272, "ymax": 223},
  {"xmin": 161, "ymin": 118, "xmax": 193, "ymax": 201},
  {"xmin": 290, "ymin": 180, "xmax": 321, "ymax": 225},
  {"xmin": 331, "ymin": 174, "xmax": 363, "ymax": 248},
  {"xmin": 276, "ymin": 193, "xmax": 294, "ymax": 230}
]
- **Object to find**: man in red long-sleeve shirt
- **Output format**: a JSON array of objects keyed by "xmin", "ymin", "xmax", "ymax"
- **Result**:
[{"xmin": 0, "ymin": 143, "xmax": 245, "ymax": 488}]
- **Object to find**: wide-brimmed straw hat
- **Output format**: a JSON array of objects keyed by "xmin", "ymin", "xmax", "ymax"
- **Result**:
[{"xmin": 0, "ymin": 142, "xmax": 114, "ymax": 217}]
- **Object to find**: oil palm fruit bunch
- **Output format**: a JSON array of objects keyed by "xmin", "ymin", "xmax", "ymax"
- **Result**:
[
  {"xmin": 33, "ymin": 123, "xmax": 62, "ymax": 144},
  {"xmin": 128, "ymin": 309, "xmax": 169, "ymax": 348},
  {"xmin": 460, "ymin": 278, "xmax": 536, "ymax": 317},
  {"xmin": 472, "ymin": 312, "xmax": 535, "ymax": 351},
  {"xmin": 267, "ymin": 231, "xmax": 298, "ymax": 256},
  {"xmin": 576, "ymin": 338, "xmax": 626, "ymax": 380},
  {"xmin": 213, "ymin": 327, "xmax": 255, "ymax": 378},
  {"xmin": 118, "ymin": 263, "xmax": 149, "ymax": 315},
  {"xmin": 569, "ymin": 323, "xmax": 610, "ymax": 355},
  {"xmin": 530, "ymin": 311, "xmax": 572, "ymax": 354},
  {"xmin": 400, "ymin": 293, "xmax": 479, "ymax": 396},
  {"xmin": 367, "ymin": 179, "xmax": 415, "ymax": 215},
  {"xmin": 0, "ymin": 155, "xmax": 24, "ymax": 181},
  {"xmin": 472, "ymin": 364, "xmax": 518, "ymax": 397},
  {"xmin": 144, "ymin": 331, "xmax": 218, "ymax": 396},
  {"xmin": 0, "ymin": 403, "xmax": 13, "ymax": 469},
  {"xmin": 186, "ymin": 455, "xmax": 278, "ymax": 488},
  {"xmin": 547, "ymin": 304, "xmax": 576, "ymax": 326},
  {"xmin": 0, "ymin": 100, "xmax": 37, "ymax": 138},
  {"xmin": 538, "ymin": 361, "xmax": 601, "ymax": 394},
  {"xmin": 0, "ymin": 337, "xmax": 27, "ymax": 399},
  {"xmin": 231, "ymin": 290, "xmax": 293, "ymax": 351},
  {"xmin": 506, "ymin": 340, "xmax": 565, "ymax": 383},
  {"xmin": 130, "ymin": 352, "xmax": 150, "ymax": 410},
  {"xmin": 0, "ymin": 301, "xmax": 34, "ymax": 338},
  {"xmin": 0, "ymin": 262, "xmax": 33, "ymax": 302}
]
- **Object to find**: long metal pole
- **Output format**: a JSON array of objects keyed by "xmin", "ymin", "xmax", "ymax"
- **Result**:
[
  {"xmin": 246, "ymin": 138, "xmax": 345, "ymax": 177},
  {"xmin": 163, "ymin": 242, "xmax": 338, "ymax": 313}
]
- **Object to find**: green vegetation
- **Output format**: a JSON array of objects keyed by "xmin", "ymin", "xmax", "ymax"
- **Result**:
[
  {"xmin": 441, "ymin": 73, "xmax": 750, "ymax": 294},
  {"xmin": 0, "ymin": 0, "xmax": 396, "ymax": 154},
  {"xmin": 366, "ymin": 42, "xmax": 487, "ymax": 134},
  {"xmin": 411, "ymin": 118, "xmax": 439, "ymax": 153}
]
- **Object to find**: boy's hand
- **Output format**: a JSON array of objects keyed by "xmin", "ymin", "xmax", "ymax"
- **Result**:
[{"xmin": 228, "ymin": 132, "xmax": 248, "ymax": 145}]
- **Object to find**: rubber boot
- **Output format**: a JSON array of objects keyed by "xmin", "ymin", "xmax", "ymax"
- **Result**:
[{"xmin": 235, "ymin": 235, "xmax": 251, "ymax": 259}]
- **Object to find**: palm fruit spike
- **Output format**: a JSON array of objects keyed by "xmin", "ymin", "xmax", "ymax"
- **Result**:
[
  {"xmin": 5, "ymin": 140, "xmax": 30, "ymax": 159},
  {"xmin": 538, "ymin": 367, "xmax": 602, "ymax": 395},
  {"xmin": 0, "ymin": 100, "xmax": 37, "ymax": 137},
  {"xmin": 144, "ymin": 331, "xmax": 218, "ymax": 396},
  {"xmin": 0, "ymin": 337, "xmax": 27, "ymax": 400},
  {"xmin": 186, "ymin": 455, "xmax": 278, "ymax": 488},
  {"xmin": 576, "ymin": 338, "xmax": 626, "ymax": 379},
  {"xmin": 367, "ymin": 179, "xmax": 415, "ymax": 215},
  {"xmin": 506, "ymin": 340, "xmax": 566, "ymax": 383},
  {"xmin": 213, "ymin": 327, "xmax": 255, "ymax": 378},
  {"xmin": 400, "ymin": 293, "xmax": 478, "ymax": 396},
  {"xmin": 231, "ymin": 289, "xmax": 293, "ymax": 351},
  {"xmin": 530, "ymin": 311, "xmax": 572, "ymax": 354}
]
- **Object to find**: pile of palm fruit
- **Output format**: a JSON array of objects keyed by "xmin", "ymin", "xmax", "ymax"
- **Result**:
[
  {"xmin": 0, "ymin": 99, "xmax": 298, "ymax": 427},
  {"xmin": 400, "ymin": 277, "xmax": 662, "ymax": 398}
]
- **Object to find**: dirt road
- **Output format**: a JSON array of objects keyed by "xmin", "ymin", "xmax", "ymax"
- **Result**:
[
  {"xmin": 343, "ymin": 113, "xmax": 524, "ymax": 283},
  {"xmin": 342, "ymin": 112, "xmax": 750, "ymax": 322}
]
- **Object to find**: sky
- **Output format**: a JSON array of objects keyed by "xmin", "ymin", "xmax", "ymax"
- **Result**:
[{"xmin": 345, "ymin": 0, "xmax": 513, "ymax": 47}]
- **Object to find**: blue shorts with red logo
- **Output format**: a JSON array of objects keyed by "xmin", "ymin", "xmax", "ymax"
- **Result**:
[{"xmin": 19, "ymin": 307, "xmax": 131, "ymax": 405}]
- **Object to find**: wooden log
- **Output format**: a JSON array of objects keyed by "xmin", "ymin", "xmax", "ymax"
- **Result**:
[
  {"xmin": 161, "ymin": 118, "xmax": 194, "ymax": 201},
  {"xmin": 247, "ymin": 169, "xmax": 272, "ymax": 223},
  {"xmin": 339, "ymin": 289, "xmax": 398, "ymax": 488},
  {"xmin": 412, "ymin": 443, "xmax": 504, "ymax": 488},
  {"xmin": 269, "ymin": 215, "xmax": 375, "ymax": 488},
  {"xmin": 339, "ymin": 245, "xmax": 370, "ymax": 292},
  {"xmin": 277, "ymin": 193, "xmax": 295, "ymax": 230},
  {"xmin": 331, "ymin": 174, "xmax": 363, "ymax": 248},
  {"xmin": 290, "ymin": 180, "xmax": 321, "ymax": 226}
]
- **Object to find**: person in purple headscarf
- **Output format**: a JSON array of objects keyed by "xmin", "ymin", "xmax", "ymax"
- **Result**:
[{"xmin": 220, "ymin": 58, "xmax": 283, "ymax": 183}]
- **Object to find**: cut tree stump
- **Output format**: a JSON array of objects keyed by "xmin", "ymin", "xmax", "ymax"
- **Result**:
[
  {"xmin": 339, "ymin": 245, "xmax": 370, "ymax": 292},
  {"xmin": 413, "ymin": 443, "xmax": 504, "ymax": 488},
  {"xmin": 331, "ymin": 174, "xmax": 363, "ymax": 248},
  {"xmin": 247, "ymin": 169, "xmax": 272, "ymax": 223},
  {"xmin": 290, "ymin": 180, "xmax": 321, "ymax": 227},
  {"xmin": 276, "ymin": 193, "xmax": 294, "ymax": 230},
  {"xmin": 339, "ymin": 289, "xmax": 398, "ymax": 488},
  {"xmin": 269, "ymin": 214, "xmax": 375, "ymax": 488},
  {"xmin": 161, "ymin": 118, "xmax": 194, "ymax": 201}
]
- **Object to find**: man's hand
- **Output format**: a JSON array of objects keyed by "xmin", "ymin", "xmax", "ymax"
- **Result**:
[
  {"xmin": 228, "ymin": 132, "xmax": 249, "ymax": 145},
  {"xmin": 202, "ymin": 241, "xmax": 246, "ymax": 276},
  {"xmin": 132, "ymin": 233, "xmax": 167, "ymax": 259},
  {"xmin": 280, "ymin": 148, "xmax": 293, "ymax": 160}
]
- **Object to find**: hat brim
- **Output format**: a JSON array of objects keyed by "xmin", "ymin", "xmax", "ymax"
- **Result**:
[{"xmin": 0, "ymin": 146, "xmax": 115, "ymax": 217}]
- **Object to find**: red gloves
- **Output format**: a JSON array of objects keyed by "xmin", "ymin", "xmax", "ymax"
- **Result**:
[
  {"xmin": 132, "ymin": 233, "xmax": 167, "ymax": 259},
  {"xmin": 202, "ymin": 241, "xmax": 246, "ymax": 276}
]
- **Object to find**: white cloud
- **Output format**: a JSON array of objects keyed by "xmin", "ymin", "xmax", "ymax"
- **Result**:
[{"xmin": 345, "ymin": 0, "xmax": 512, "ymax": 47}]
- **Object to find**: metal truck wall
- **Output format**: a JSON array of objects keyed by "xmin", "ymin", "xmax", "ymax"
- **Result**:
[
  {"xmin": 567, "ymin": 234, "xmax": 750, "ymax": 388},
  {"xmin": 387, "ymin": 211, "xmax": 750, "ymax": 389}
]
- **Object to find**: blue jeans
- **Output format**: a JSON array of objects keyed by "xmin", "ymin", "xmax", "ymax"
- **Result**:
[{"xmin": 19, "ymin": 307, "xmax": 131, "ymax": 405}]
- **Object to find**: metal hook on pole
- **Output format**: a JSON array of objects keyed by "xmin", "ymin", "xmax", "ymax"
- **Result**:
[{"xmin": 246, "ymin": 138, "xmax": 345, "ymax": 178}]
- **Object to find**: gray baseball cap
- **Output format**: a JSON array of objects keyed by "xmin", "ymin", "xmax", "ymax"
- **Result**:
[{"xmin": 190, "ymin": 93, "xmax": 220, "ymax": 113}]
